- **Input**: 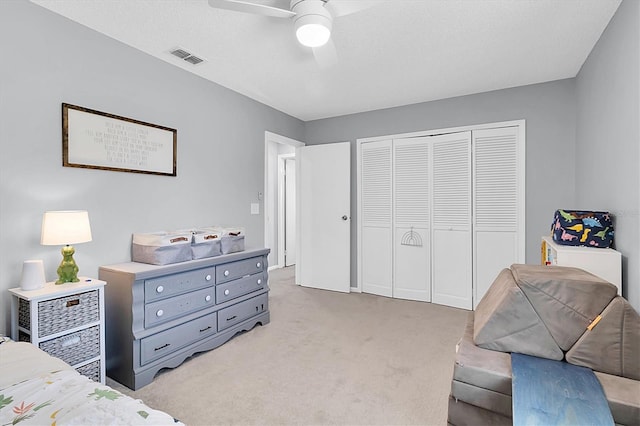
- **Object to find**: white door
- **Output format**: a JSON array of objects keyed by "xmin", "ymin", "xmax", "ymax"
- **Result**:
[
  {"xmin": 431, "ymin": 131, "xmax": 473, "ymax": 310},
  {"xmin": 296, "ymin": 142, "xmax": 351, "ymax": 293},
  {"xmin": 393, "ymin": 137, "xmax": 431, "ymax": 301},
  {"xmin": 473, "ymin": 126, "xmax": 525, "ymax": 307},
  {"xmin": 284, "ymin": 158, "xmax": 296, "ymax": 266},
  {"xmin": 359, "ymin": 140, "xmax": 393, "ymax": 297}
]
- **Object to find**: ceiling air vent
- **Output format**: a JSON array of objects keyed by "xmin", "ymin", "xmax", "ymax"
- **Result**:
[
  {"xmin": 169, "ymin": 47, "xmax": 206, "ymax": 65},
  {"xmin": 184, "ymin": 55, "xmax": 204, "ymax": 65}
]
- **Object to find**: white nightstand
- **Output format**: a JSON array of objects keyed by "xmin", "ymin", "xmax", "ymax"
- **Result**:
[
  {"xmin": 9, "ymin": 277, "xmax": 106, "ymax": 384},
  {"xmin": 541, "ymin": 236, "xmax": 622, "ymax": 296}
]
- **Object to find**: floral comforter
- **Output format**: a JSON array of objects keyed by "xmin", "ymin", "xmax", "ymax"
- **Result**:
[{"xmin": 0, "ymin": 340, "xmax": 182, "ymax": 426}]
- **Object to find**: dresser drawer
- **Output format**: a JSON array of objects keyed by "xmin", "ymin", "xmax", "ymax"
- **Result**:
[
  {"xmin": 217, "ymin": 292, "xmax": 268, "ymax": 331},
  {"xmin": 145, "ymin": 267, "xmax": 215, "ymax": 303},
  {"xmin": 140, "ymin": 312, "xmax": 217, "ymax": 365},
  {"xmin": 216, "ymin": 256, "xmax": 265, "ymax": 284},
  {"xmin": 216, "ymin": 272, "xmax": 267, "ymax": 304},
  {"xmin": 144, "ymin": 287, "xmax": 215, "ymax": 328}
]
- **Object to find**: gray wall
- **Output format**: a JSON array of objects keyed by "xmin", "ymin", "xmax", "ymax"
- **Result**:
[
  {"xmin": 304, "ymin": 80, "xmax": 578, "ymax": 292},
  {"xmin": 1, "ymin": 0, "xmax": 637, "ymax": 338},
  {"xmin": 304, "ymin": 0, "xmax": 639, "ymax": 311},
  {"xmin": 0, "ymin": 0, "xmax": 304, "ymax": 336},
  {"xmin": 576, "ymin": 0, "xmax": 639, "ymax": 309}
]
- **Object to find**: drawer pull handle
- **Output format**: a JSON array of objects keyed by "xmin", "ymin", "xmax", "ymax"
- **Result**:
[
  {"xmin": 200, "ymin": 326, "xmax": 212, "ymax": 333},
  {"xmin": 156, "ymin": 309, "xmax": 164, "ymax": 317},
  {"xmin": 61, "ymin": 335, "xmax": 81, "ymax": 347},
  {"xmin": 256, "ymin": 262, "xmax": 261, "ymax": 268},
  {"xmin": 224, "ymin": 289, "xmax": 230, "ymax": 296},
  {"xmin": 154, "ymin": 343, "xmax": 170, "ymax": 351},
  {"xmin": 226, "ymin": 315, "xmax": 237, "ymax": 322},
  {"xmin": 156, "ymin": 285, "xmax": 164, "ymax": 293},
  {"xmin": 66, "ymin": 299, "xmax": 80, "ymax": 308},
  {"xmin": 224, "ymin": 270, "xmax": 230, "ymax": 277},
  {"xmin": 205, "ymin": 295, "xmax": 212, "ymax": 302},
  {"xmin": 257, "ymin": 279, "xmax": 262, "ymax": 285},
  {"xmin": 206, "ymin": 274, "xmax": 212, "ymax": 281}
]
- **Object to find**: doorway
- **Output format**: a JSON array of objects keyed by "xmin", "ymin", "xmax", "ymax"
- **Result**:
[
  {"xmin": 264, "ymin": 131, "xmax": 304, "ymax": 270},
  {"xmin": 265, "ymin": 133, "xmax": 351, "ymax": 294},
  {"xmin": 279, "ymin": 154, "xmax": 296, "ymax": 267}
]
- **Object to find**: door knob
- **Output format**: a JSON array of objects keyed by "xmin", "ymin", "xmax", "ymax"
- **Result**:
[{"xmin": 342, "ymin": 215, "xmax": 348, "ymax": 221}]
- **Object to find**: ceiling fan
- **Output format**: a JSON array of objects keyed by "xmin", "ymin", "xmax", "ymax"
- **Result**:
[{"xmin": 207, "ymin": 0, "xmax": 381, "ymax": 65}]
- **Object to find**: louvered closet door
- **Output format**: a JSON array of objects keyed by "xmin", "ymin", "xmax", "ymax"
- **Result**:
[
  {"xmin": 431, "ymin": 132, "xmax": 472, "ymax": 310},
  {"xmin": 360, "ymin": 140, "xmax": 393, "ymax": 297},
  {"xmin": 393, "ymin": 137, "xmax": 431, "ymax": 301},
  {"xmin": 473, "ymin": 126, "xmax": 524, "ymax": 308}
]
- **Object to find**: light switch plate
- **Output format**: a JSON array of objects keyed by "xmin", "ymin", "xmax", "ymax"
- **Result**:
[{"xmin": 251, "ymin": 203, "xmax": 260, "ymax": 215}]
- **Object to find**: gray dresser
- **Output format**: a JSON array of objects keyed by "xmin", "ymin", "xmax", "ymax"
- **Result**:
[{"xmin": 99, "ymin": 248, "xmax": 270, "ymax": 390}]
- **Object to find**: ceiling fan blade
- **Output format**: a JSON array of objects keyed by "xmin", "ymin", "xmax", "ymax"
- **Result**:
[
  {"xmin": 208, "ymin": 0, "xmax": 295, "ymax": 18},
  {"xmin": 324, "ymin": 0, "xmax": 386, "ymax": 17},
  {"xmin": 312, "ymin": 38, "xmax": 338, "ymax": 68}
]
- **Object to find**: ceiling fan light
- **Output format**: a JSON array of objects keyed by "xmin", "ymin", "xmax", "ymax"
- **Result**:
[{"xmin": 295, "ymin": 14, "xmax": 332, "ymax": 47}]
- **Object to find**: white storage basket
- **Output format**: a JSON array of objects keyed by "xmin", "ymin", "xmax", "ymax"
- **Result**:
[
  {"xmin": 132, "ymin": 231, "xmax": 192, "ymax": 265},
  {"xmin": 191, "ymin": 229, "xmax": 222, "ymax": 259},
  {"xmin": 199, "ymin": 226, "xmax": 245, "ymax": 254},
  {"xmin": 221, "ymin": 227, "xmax": 245, "ymax": 254}
]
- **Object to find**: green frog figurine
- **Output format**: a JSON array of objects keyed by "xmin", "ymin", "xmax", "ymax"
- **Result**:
[{"xmin": 56, "ymin": 245, "xmax": 80, "ymax": 284}]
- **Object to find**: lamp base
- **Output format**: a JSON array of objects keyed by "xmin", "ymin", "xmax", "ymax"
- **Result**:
[{"xmin": 56, "ymin": 245, "xmax": 80, "ymax": 284}]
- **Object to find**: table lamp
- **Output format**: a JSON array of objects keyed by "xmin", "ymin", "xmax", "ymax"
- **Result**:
[{"xmin": 41, "ymin": 210, "xmax": 92, "ymax": 284}]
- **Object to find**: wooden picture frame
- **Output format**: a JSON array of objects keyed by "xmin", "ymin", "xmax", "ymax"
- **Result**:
[{"xmin": 62, "ymin": 103, "xmax": 177, "ymax": 176}]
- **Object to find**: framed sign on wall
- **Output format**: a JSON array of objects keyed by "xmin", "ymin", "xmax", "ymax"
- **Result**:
[{"xmin": 62, "ymin": 103, "xmax": 177, "ymax": 176}]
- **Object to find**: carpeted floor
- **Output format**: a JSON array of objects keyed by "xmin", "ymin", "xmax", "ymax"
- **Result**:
[{"xmin": 107, "ymin": 266, "xmax": 468, "ymax": 425}]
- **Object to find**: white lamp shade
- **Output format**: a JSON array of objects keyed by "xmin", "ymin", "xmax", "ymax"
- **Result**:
[{"xmin": 41, "ymin": 210, "xmax": 93, "ymax": 246}]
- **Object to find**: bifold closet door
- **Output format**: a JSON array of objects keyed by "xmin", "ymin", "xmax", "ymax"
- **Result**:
[
  {"xmin": 431, "ymin": 132, "xmax": 472, "ymax": 310},
  {"xmin": 360, "ymin": 140, "xmax": 393, "ymax": 297},
  {"xmin": 393, "ymin": 137, "xmax": 431, "ymax": 301},
  {"xmin": 473, "ymin": 126, "xmax": 524, "ymax": 308}
]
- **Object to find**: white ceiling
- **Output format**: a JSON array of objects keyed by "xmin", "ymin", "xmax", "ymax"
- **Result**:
[{"xmin": 31, "ymin": 0, "xmax": 621, "ymax": 121}]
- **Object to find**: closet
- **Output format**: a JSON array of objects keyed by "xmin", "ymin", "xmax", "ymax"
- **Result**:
[{"xmin": 357, "ymin": 122, "xmax": 525, "ymax": 310}]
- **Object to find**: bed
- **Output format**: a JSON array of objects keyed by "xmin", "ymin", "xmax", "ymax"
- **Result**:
[{"xmin": 0, "ymin": 337, "xmax": 182, "ymax": 425}]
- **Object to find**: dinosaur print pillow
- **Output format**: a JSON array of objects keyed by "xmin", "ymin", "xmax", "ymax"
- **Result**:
[{"xmin": 551, "ymin": 209, "xmax": 614, "ymax": 248}]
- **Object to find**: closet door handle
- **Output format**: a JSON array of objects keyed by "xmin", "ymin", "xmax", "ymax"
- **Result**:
[{"xmin": 342, "ymin": 215, "xmax": 348, "ymax": 221}]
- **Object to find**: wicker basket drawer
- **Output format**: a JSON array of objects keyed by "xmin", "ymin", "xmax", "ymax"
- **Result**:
[
  {"xmin": 18, "ymin": 330, "xmax": 31, "ymax": 343},
  {"xmin": 76, "ymin": 359, "xmax": 101, "ymax": 382},
  {"xmin": 39, "ymin": 325, "xmax": 101, "ymax": 366},
  {"xmin": 23, "ymin": 290, "xmax": 100, "ymax": 337},
  {"xmin": 18, "ymin": 298, "xmax": 31, "ymax": 330}
]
